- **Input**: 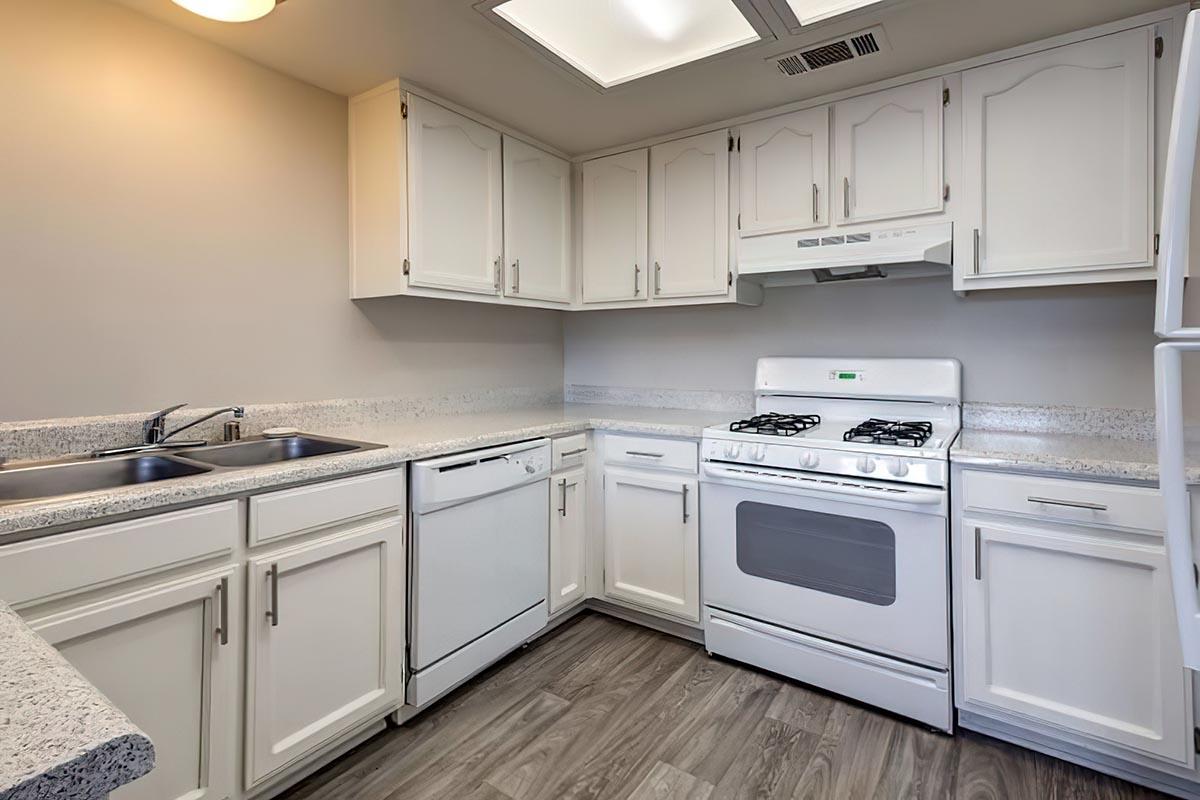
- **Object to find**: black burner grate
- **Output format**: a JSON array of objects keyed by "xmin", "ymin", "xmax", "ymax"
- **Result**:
[
  {"xmin": 843, "ymin": 418, "xmax": 934, "ymax": 447},
  {"xmin": 730, "ymin": 413, "xmax": 821, "ymax": 437}
]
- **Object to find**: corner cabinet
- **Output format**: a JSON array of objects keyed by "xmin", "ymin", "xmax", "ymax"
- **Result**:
[
  {"xmin": 581, "ymin": 149, "xmax": 649, "ymax": 303},
  {"xmin": 502, "ymin": 135, "xmax": 572, "ymax": 304},
  {"xmin": 957, "ymin": 27, "xmax": 1156, "ymax": 289}
]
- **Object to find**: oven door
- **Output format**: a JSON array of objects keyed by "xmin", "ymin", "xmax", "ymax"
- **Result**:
[{"xmin": 701, "ymin": 462, "xmax": 949, "ymax": 668}]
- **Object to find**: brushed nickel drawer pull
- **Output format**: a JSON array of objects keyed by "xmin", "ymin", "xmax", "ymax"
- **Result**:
[
  {"xmin": 560, "ymin": 447, "xmax": 587, "ymax": 457},
  {"xmin": 216, "ymin": 576, "xmax": 229, "ymax": 646},
  {"xmin": 626, "ymin": 451, "xmax": 664, "ymax": 458},
  {"xmin": 266, "ymin": 563, "xmax": 280, "ymax": 627},
  {"xmin": 1027, "ymin": 496, "xmax": 1108, "ymax": 512}
]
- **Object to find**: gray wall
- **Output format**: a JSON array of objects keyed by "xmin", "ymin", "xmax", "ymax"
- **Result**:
[
  {"xmin": 0, "ymin": 0, "xmax": 563, "ymax": 422},
  {"xmin": 564, "ymin": 278, "xmax": 1170, "ymax": 410}
]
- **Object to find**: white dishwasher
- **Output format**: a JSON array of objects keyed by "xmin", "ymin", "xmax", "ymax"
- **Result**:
[{"xmin": 407, "ymin": 438, "xmax": 550, "ymax": 707}]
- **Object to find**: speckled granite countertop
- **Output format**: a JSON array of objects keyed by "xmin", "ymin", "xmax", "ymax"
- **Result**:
[
  {"xmin": 0, "ymin": 404, "xmax": 725, "ymax": 540},
  {"xmin": 0, "ymin": 601, "xmax": 154, "ymax": 800},
  {"xmin": 952, "ymin": 427, "xmax": 1200, "ymax": 483}
]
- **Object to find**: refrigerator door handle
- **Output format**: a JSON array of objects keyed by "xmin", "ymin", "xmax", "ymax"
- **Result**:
[
  {"xmin": 1156, "ymin": 341, "xmax": 1200, "ymax": 669},
  {"xmin": 1157, "ymin": 10, "xmax": 1200, "ymax": 339}
]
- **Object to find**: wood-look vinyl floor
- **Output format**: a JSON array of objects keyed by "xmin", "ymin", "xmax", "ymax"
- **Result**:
[{"xmin": 278, "ymin": 612, "xmax": 1169, "ymax": 800}]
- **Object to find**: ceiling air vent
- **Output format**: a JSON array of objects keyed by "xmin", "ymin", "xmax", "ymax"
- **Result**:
[{"xmin": 770, "ymin": 25, "xmax": 890, "ymax": 76}]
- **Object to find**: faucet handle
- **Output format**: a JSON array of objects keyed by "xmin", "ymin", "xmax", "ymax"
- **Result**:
[{"xmin": 144, "ymin": 403, "xmax": 187, "ymax": 444}]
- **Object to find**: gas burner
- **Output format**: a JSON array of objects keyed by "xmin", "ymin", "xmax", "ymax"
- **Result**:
[
  {"xmin": 843, "ymin": 419, "xmax": 934, "ymax": 448},
  {"xmin": 730, "ymin": 412, "xmax": 821, "ymax": 437}
]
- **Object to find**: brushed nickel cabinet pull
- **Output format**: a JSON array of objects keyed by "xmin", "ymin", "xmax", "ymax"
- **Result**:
[
  {"xmin": 682, "ymin": 484, "xmax": 690, "ymax": 523},
  {"xmin": 266, "ymin": 563, "xmax": 280, "ymax": 627},
  {"xmin": 215, "ymin": 576, "xmax": 229, "ymax": 646},
  {"xmin": 634, "ymin": 264, "xmax": 641, "ymax": 296},
  {"xmin": 654, "ymin": 262, "xmax": 662, "ymax": 295},
  {"xmin": 843, "ymin": 177, "xmax": 850, "ymax": 219},
  {"xmin": 974, "ymin": 527, "xmax": 982, "ymax": 581},
  {"xmin": 972, "ymin": 229, "xmax": 980, "ymax": 274},
  {"xmin": 559, "ymin": 478, "xmax": 567, "ymax": 517},
  {"xmin": 812, "ymin": 183, "xmax": 819, "ymax": 223},
  {"xmin": 1027, "ymin": 496, "xmax": 1108, "ymax": 512},
  {"xmin": 493, "ymin": 257, "xmax": 501, "ymax": 290},
  {"xmin": 512, "ymin": 259, "xmax": 520, "ymax": 293}
]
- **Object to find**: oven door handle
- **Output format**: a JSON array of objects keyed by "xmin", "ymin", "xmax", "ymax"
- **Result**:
[{"xmin": 702, "ymin": 462, "xmax": 945, "ymax": 506}]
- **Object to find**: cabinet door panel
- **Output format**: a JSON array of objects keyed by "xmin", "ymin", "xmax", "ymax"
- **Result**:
[
  {"xmin": 550, "ymin": 467, "xmax": 587, "ymax": 614},
  {"xmin": 582, "ymin": 150, "xmax": 648, "ymax": 303},
  {"xmin": 962, "ymin": 29, "xmax": 1153, "ymax": 277},
  {"xmin": 650, "ymin": 130, "xmax": 730, "ymax": 298},
  {"xmin": 740, "ymin": 107, "xmax": 829, "ymax": 236},
  {"xmin": 32, "ymin": 568, "xmax": 238, "ymax": 800},
  {"xmin": 961, "ymin": 520, "xmax": 1190, "ymax": 765},
  {"xmin": 246, "ymin": 518, "xmax": 403, "ymax": 786},
  {"xmin": 603, "ymin": 467, "xmax": 699, "ymax": 621},
  {"xmin": 407, "ymin": 96, "xmax": 502, "ymax": 295},
  {"xmin": 503, "ymin": 136, "xmax": 571, "ymax": 303},
  {"xmin": 834, "ymin": 78, "xmax": 943, "ymax": 223}
]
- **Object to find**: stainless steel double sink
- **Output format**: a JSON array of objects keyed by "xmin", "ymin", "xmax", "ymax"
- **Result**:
[{"xmin": 0, "ymin": 434, "xmax": 384, "ymax": 506}]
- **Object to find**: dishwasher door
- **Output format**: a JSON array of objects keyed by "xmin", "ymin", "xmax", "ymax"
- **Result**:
[{"xmin": 409, "ymin": 439, "xmax": 550, "ymax": 673}]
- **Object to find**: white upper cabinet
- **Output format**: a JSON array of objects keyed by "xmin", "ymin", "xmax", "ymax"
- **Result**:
[
  {"xmin": 407, "ymin": 95, "xmax": 503, "ymax": 295},
  {"xmin": 502, "ymin": 136, "xmax": 571, "ymax": 304},
  {"xmin": 582, "ymin": 149, "xmax": 649, "ymax": 303},
  {"xmin": 650, "ymin": 130, "xmax": 731, "ymax": 298},
  {"xmin": 738, "ymin": 107, "xmax": 830, "ymax": 236},
  {"xmin": 960, "ymin": 28, "xmax": 1154, "ymax": 287},
  {"xmin": 833, "ymin": 77, "xmax": 944, "ymax": 224}
]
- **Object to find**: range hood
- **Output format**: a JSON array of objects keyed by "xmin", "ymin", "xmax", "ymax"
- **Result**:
[{"xmin": 737, "ymin": 222, "xmax": 953, "ymax": 287}]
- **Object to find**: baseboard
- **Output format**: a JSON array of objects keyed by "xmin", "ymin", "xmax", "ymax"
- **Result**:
[{"xmin": 585, "ymin": 598, "xmax": 705, "ymax": 644}]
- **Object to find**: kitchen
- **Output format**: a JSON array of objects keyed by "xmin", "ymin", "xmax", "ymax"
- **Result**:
[{"xmin": 1, "ymin": 0, "xmax": 1199, "ymax": 797}]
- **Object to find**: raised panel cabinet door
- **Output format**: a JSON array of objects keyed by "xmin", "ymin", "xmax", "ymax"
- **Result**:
[
  {"xmin": 581, "ymin": 149, "xmax": 648, "ymax": 303},
  {"xmin": 30, "ymin": 567, "xmax": 239, "ymax": 800},
  {"xmin": 961, "ymin": 28, "xmax": 1153, "ymax": 279},
  {"xmin": 550, "ymin": 467, "xmax": 587, "ymax": 614},
  {"xmin": 739, "ymin": 107, "xmax": 830, "ymax": 236},
  {"xmin": 650, "ymin": 130, "xmax": 731, "ymax": 299},
  {"xmin": 833, "ymin": 77, "xmax": 944, "ymax": 224},
  {"xmin": 961, "ymin": 519, "xmax": 1191, "ymax": 765},
  {"xmin": 603, "ymin": 467, "xmax": 699, "ymax": 621},
  {"xmin": 245, "ymin": 517, "xmax": 404, "ymax": 787},
  {"xmin": 503, "ymin": 136, "xmax": 571, "ymax": 303},
  {"xmin": 407, "ymin": 95, "xmax": 503, "ymax": 295}
]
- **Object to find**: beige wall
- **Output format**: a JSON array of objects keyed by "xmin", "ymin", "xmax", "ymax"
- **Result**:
[
  {"xmin": 564, "ymin": 278, "xmax": 1171, "ymax": 410},
  {"xmin": 0, "ymin": 0, "xmax": 563, "ymax": 422}
]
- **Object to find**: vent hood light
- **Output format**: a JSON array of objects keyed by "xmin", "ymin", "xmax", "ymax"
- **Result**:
[
  {"xmin": 171, "ymin": 0, "xmax": 279, "ymax": 22},
  {"xmin": 783, "ymin": 0, "xmax": 886, "ymax": 26},
  {"xmin": 491, "ymin": 0, "xmax": 763, "ymax": 88}
]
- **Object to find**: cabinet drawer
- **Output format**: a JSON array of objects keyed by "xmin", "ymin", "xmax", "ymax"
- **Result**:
[
  {"xmin": 552, "ymin": 434, "xmax": 589, "ymax": 472},
  {"xmin": 0, "ymin": 501, "xmax": 238, "ymax": 608},
  {"xmin": 961, "ymin": 470, "xmax": 1163, "ymax": 532},
  {"xmin": 249, "ymin": 469, "xmax": 405, "ymax": 547},
  {"xmin": 603, "ymin": 434, "xmax": 697, "ymax": 474}
]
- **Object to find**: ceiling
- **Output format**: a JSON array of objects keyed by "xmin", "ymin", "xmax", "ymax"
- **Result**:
[{"xmin": 110, "ymin": 0, "xmax": 1177, "ymax": 155}]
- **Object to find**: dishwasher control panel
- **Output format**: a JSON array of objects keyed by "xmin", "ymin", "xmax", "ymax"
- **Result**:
[{"xmin": 412, "ymin": 439, "xmax": 551, "ymax": 514}]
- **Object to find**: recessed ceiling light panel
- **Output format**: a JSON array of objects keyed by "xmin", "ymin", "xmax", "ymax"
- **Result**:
[
  {"xmin": 172, "ymin": 0, "xmax": 279, "ymax": 23},
  {"xmin": 489, "ymin": 0, "xmax": 766, "ymax": 89},
  {"xmin": 783, "ymin": 0, "xmax": 887, "ymax": 26}
]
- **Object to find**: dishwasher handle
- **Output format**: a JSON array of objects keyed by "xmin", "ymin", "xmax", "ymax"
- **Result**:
[{"xmin": 412, "ymin": 440, "xmax": 551, "ymax": 514}]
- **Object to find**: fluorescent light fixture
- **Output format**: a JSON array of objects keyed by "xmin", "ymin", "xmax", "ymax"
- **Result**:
[
  {"xmin": 783, "ymin": 0, "xmax": 887, "ymax": 26},
  {"xmin": 172, "ymin": 0, "xmax": 279, "ymax": 22},
  {"xmin": 492, "ymin": 0, "xmax": 762, "ymax": 88}
]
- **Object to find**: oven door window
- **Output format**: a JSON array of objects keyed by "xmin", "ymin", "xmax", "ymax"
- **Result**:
[{"xmin": 735, "ymin": 501, "xmax": 897, "ymax": 606}]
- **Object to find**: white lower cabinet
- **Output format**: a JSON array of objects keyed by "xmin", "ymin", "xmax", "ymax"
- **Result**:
[
  {"xmin": 603, "ymin": 466, "xmax": 699, "ymax": 622},
  {"xmin": 31, "ymin": 567, "xmax": 239, "ymax": 800},
  {"xmin": 550, "ymin": 466, "xmax": 587, "ymax": 614},
  {"xmin": 958, "ymin": 472, "xmax": 1192, "ymax": 767},
  {"xmin": 245, "ymin": 515, "xmax": 404, "ymax": 786}
]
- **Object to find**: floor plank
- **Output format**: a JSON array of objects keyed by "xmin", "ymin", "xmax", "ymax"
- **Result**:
[{"xmin": 275, "ymin": 612, "xmax": 1171, "ymax": 800}]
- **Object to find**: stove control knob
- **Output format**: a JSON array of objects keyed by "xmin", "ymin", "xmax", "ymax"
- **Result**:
[
  {"xmin": 799, "ymin": 451, "xmax": 820, "ymax": 469},
  {"xmin": 856, "ymin": 456, "xmax": 876, "ymax": 474},
  {"xmin": 887, "ymin": 458, "xmax": 909, "ymax": 478},
  {"xmin": 752, "ymin": 445, "xmax": 767, "ymax": 462},
  {"xmin": 725, "ymin": 442, "xmax": 742, "ymax": 459}
]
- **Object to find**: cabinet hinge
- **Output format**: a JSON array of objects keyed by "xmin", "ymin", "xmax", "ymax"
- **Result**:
[
  {"xmin": 403, "ymin": 258, "xmax": 410, "ymax": 276},
  {"xmin": 943, "ymin": 184, "xmax": 950, "ymax": 202},
  {"xmin": 401, "ymin": 101, "xmax": 408, "ymax": 119},
  {"xmin": 1156, "ymin": 36, "xmax": 1165, "ymax": 59},
  {"xmin": 737, "ymin": 213, "xmax": 741, "ymax": 230},
  {"xmin": 728, "ymin": 135, "xmax": 734, "ymax": 152},
  {"xmin": 728, "ymin": 271, "xmax": 734, "ymax": 287},
  {"xmin": 737, "ymin": 136, "xmax": 741, "ymax": 152},
  {"xmin": 1155, "ymin": 233, "xmax": 1160, "ymax": 255},
  {"xmin": 943, "ymin": 87, "xmax": 950, "ymax": 106}
]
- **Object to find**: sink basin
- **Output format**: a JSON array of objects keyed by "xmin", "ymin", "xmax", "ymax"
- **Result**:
[
  {"xmin": 0, "ymin": 456, "xmax": 212, "ymax": 505},
  {"xmin": 176, "ymin": 435, "xmax": 371, "ymax": 468}
]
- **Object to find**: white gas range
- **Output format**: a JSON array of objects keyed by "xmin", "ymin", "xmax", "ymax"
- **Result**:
[{"xmin": 700, "ymin": 357, "xmax": 961, "ymax": 731}]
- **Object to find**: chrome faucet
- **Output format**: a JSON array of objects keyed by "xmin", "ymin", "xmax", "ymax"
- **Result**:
[{"xmin": 92, "ymin": 403, "xmax": 244, "ymax": 458}]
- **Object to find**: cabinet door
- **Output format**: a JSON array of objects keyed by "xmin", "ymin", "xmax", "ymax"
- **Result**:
[
  {"xmin": 961, "ymin": 29, "xmax": 1153, "ymax": 279},
  {"xmin": 407, "ymin": 95, "xmax": 503, "ymax": 295},
  {"xmin": 31, "ymin": 567, "xmax": 238, "ymax": 800},
  {"xmin": 650, "ymin": 130, "xmax": 730, "ymax": 299},
  {"xmin": 833, "ymin": 78, "xmax": 944, "ymax": 224},
  {"xmin": 603, "ymin": 467, "xmax": 699, "ymax": 621},
  {"xmin": 503, "ymin": 136, "xmax": 571, "ymax": 303},
  {"xmin": 581, "ymin": 149, "xmax": 648, "ymax": 303},
  {"xmin": 246, "ymin": 517, "xmax": 404, "ymax": 786},
  {"xmin": 961, "ymin": 519, "xmax": 1191, "ymax": 765},
  {"xmin": 550, "ymin": 467, "xmax": 587, "ymax": 614},
  {"xmin": 739, "ymin": 107, "xmax": 829, "ymax": 236}
]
